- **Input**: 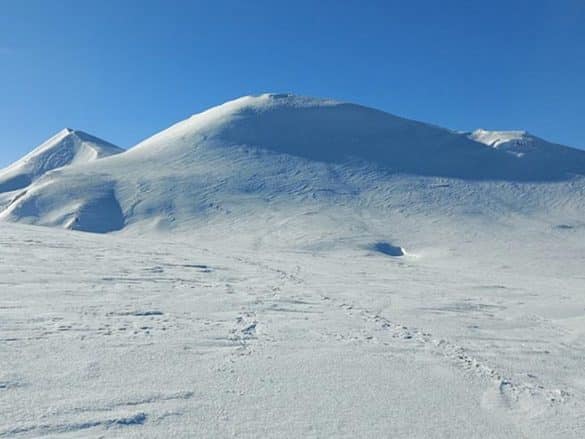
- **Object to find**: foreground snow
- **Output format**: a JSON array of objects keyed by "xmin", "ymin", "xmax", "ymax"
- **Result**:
[{"xmin": 1, "ymin": 214, "xmax": 584, "ymax": 438}]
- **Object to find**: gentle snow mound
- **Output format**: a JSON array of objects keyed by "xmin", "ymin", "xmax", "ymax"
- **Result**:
[{"xmin": 127, "ymin": 93, "xmax": 585, "ymax": 180}]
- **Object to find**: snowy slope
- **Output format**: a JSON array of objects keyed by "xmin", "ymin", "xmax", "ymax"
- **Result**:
[
  {"xmin": 2, "ymin": 94, "xmax": 585, "ymax": 438},
  {"xmin": 2, "ymin": 93, "xmax": 585, "ymax": 234},
  {"xmin": 0, "ymin": 128, "xmax": 123, "ymax": 194},
  {"xmin": 1, "ymin": 210, "xmax": 585, "ymax": 438}
]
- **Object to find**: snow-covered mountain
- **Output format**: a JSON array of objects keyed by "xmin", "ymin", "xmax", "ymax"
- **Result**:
[
  {"xmin": 1, "ymin": 93, "xmax": 584, "ymax": 233},
  {"xmin": 3, "ymin": 94, "xmax": 585, "ymax": 438},
  {"xmin": 0, "ymin": 128, "xmax": 122, "ymax": 194},
  {"xmin": 124, "ymin": 93, "xmax": 585, "ymax": 180}
]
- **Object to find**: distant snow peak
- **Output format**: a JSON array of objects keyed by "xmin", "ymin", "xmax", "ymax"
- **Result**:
[
  {"xmin": 0, "ymin": 128, "xmax": 123, "ymax": 194},
  {"xmin": 470, "ymin": 129, "xmax": 542, "ymax": 158},
  {"xmin": 471, "ymin": 129, "xmax": 529, "ymax": 148}
]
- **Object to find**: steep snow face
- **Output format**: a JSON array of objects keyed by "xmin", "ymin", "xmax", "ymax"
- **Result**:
[
  {"xmin": 2, "ymin": 94, "xmax": 585, "ymax": 233},
  {"xmin": 0, "ymin": 128, "xmax": 123, "ymax": 193}
]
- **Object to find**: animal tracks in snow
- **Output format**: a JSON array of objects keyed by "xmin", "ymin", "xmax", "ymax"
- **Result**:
[{"xmin": 332, "ymin": 296, "xmax": 572, "ymax": 412}]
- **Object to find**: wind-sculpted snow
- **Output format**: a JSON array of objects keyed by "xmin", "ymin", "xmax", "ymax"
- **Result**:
[{"xmin": 2, "ymin": 93, "xmax": 585, "ymax": 233}]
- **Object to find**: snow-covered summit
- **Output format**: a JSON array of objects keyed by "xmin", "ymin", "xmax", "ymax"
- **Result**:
[
  {"xmin": 469, "ymin": 128, "xmax": 584, "ymax": 163},
  {"xmin": 122, "ymin": 94, "xmax": 492, "ymax": 179},
  {"xmin": 2, "ymin": 94, "xmax": 585, "ymax": 233},
  {"xmin": 471, "ymin": 129, "xmax": 528, "ymax": 148},
  {"xmin": 0, "ymin": 128, "xmax": 123, "ymax": 193},
  {"xmin": 470, "ymin": 129, "xmax": 538, "ymax": 157},
  {"xmin": 126, "ymin": 93, "xmax": 585, "ymax": 180}
]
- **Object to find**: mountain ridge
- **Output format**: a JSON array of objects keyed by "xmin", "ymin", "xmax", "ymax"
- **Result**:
[
  {"xmin": 1, "ymin": 93, "xmax": 584, "ymax": 233},
  {"xmin": 122, "ymin": 93, "xmax": 585, "ymax": 180}
]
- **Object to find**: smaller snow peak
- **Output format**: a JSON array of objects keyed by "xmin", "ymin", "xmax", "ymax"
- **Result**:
[
  {"xmin": 471, "ymin": 129, "xmax": 529, "ymax": 148},
  {"xmin": 46, "ymin": 128, "xmax": 73, "ymax": 143},
  {"xmin": 0, "ymin": 129, "xmax": 123, "ymax": 194},
  {"xmin": 46, "ymin": 128, "xmax": 87, "ymax": 148},
  {"xmin": 56, "ymin": 128, "xmax": 111, "ymax": 144},
  {"xmin": 54, "ymin": 128, "xmax": 75, "ymax": 137},
  {"xmin": 67, "ymin": 129, "xmax": 97, "ymax": 142},
  {"xmin": 33, "ymin": 129, "xmax": 121, "ymax": 157}
]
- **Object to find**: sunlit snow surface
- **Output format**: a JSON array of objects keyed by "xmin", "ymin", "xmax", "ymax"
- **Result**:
[
  {"xmin": 0, "ymin": 129, "xmax": 122, "ymax": 194},
  {"xmin": 1, "ymin": 213, "xmax": 584, "ymax": 438},
  {"xmin": 1, "ymin": 94, "xmax": 585, "ymax": 437}
]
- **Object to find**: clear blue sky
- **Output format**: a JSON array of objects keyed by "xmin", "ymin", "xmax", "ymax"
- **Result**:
[{"xmin": 1, "ymin": 0, "xmax": 584, "ymax": 166}]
